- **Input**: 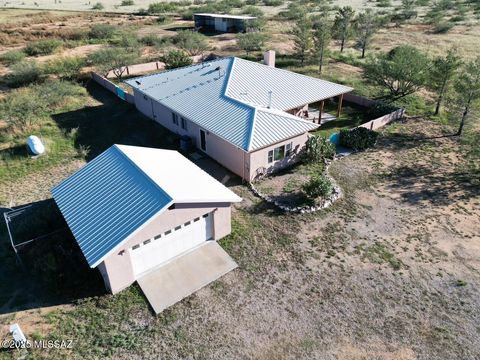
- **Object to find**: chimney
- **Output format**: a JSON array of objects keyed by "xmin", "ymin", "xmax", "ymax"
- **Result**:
[{"xmin": 264, "ymin": 50, "xmax": 275, "ymax": 68}]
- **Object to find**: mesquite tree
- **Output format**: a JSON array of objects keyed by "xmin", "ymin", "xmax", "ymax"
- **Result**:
[
  {"xmin": 429, "ymin": 49, "xmax": 462, "ymax": 115},
  {"xmin": 333, "ymin": 6, "xmax": 355, "ymax": 52},
  {"xmin": 313, "ymin": 17, "xmax": 332, "ymax": 74},
  {"xmin": 453, "ymin": 57, "xmax": 480, "ymax": 136},
  {"xmin": 354, "ymin": 9, "xmax": 379, "ymax": 58},
  {"xmin": 291, "ymin": 16, "xmax": 312, "ymax": 66}
]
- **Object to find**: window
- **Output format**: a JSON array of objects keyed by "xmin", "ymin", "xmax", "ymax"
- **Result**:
[
  {"xmin": 143, "ymin": 239, "xmax": 151, "ymax": 245},
  {"xmin": 194, "ymin": 217, "xmax": 200, "ymax": 222},
  {"xmin": 154, "ymin": 234, "xmax": 161, "ymax": 240},
  {"xmin": 184, "ymin": 221, "xmax": 191, "ymax": 226},
  {"xmin": 181, "ymin": 117, "xmax": 188, "ymax": 130},
  {"xmin": 172, "ymin": 113, "xmax": 179, "ymax": 125},
  {"xmin": 165, "ymin": 230, "xmax": 172, "ymax": 235},
  {"xmin": 202, "ymin": 213, "xmax": 209, "ymax": 218},
  {"xmin": 175, "ymin": 225, "xmax": 182, "ymax": 231},
  {"xmin": 132, "ymin": 244, "xmax": 140, "ymax": 250},
  {"xmin": 268, "ymin": 150, "xmax": 273, "ymax": 164},
  {"xmin": 286, "ymin": 142, "xmax": 293, "ymax": 156},
  {"xmin": 268, "ymin": 143, "xmax": 293, "ymax": 163},
  {"xmin": 274, "ymin": 146, "xmax": 285, "ymax": 161}
]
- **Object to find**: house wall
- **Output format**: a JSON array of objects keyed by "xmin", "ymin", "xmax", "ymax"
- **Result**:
[
  {"xmin": 247, "ymin": 132, "xmax": 308, "ymax": 181},
  {"xmin": 214, "ymin": 17, "xmax": 228, "ymax": 32},
  {"xmin": 98, "ymin": 203, "xmax": 233, "ymax": 294},
  {"xmin": 132, "ymin": 89, "xmax": 247, "ymax": 179}
]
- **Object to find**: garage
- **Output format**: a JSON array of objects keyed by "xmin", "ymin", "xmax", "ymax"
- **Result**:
[{"xmin": 130, "ymin": 212, "xmax": 213, "ymax": 277}]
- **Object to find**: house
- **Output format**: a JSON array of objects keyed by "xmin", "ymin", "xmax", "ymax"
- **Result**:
[
  {"xmin": 124, "ymin": 54, "xmax": 353, "ymax": 181},
  {"xmin": 194, "ymin": 13, "xmax": 256, "ymax": 33},
  {"xmin": 51, "ymin": 145, "xmax": 241, "ymax": 313}
]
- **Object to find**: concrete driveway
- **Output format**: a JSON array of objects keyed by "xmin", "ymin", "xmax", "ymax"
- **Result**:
[{"xmin": 137, "ymin": 241, "xmax": 237, "ymax": 314}]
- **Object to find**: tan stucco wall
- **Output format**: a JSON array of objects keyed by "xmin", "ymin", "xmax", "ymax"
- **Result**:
[
  {"xmin": 98, "ymin": 203, "xmax": 233, "ymax": 294},
  {"xmin": 247, "ymin": 133, "xmax": 308, "ymax": 181}
]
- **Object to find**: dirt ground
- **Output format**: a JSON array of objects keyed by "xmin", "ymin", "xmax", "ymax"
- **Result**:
[{"xmin": 1, "ymin": 118, "xmax": 479, "ymax": 359}]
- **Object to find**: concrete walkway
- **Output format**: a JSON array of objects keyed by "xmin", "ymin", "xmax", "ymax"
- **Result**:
[{"xmin": 137, "ymin": 242, "xmax": 237, "ymax": 314}]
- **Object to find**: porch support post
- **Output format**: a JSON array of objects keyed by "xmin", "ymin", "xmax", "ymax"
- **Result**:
[
  {"xmin": 336, "ymin": 94, "xmax": 344, "ymax": 118},
  {"xmin": 319, "ymin": 100, "xmax": 324, "ymax": 124}
]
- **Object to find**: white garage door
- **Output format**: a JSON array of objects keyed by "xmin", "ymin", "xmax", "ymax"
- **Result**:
[{"xmin": 130, "ymin": 213, "xmax": 213, "ymax": 277}]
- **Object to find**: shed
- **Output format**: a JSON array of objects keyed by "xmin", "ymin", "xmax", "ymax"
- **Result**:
[{"xmin": 194, "ymin": 13, "xmax": 256, "ymax": 33}]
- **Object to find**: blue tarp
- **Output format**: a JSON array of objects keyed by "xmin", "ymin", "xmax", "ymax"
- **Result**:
[{"xmin": 116, "ymin": 87, "xmax": 126, "ymax": 100}]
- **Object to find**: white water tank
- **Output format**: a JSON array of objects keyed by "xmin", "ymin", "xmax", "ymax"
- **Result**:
[{"xmin": 27, "ymin": 135, "xmax": 45, "ymax": 155}]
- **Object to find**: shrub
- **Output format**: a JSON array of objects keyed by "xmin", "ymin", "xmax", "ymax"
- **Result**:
[
  {"xmin": 120, "ymin": 0, "xmax": 134, "ymax": 5},
  {"xmin": 0, "ymin": 50, "xmax": 25, "ymax": 65},
  {"xmin": 92, "ymin": 2, "xmax": 104, "ymax": 10},
  {"xmin": 162, "ymin": 50, "xmax": 193, "ymax": 69},
  {"xmin": 139, "ymin": 34, "xmax": 162, "ymax": 46},
  {"xmin": 0, "ymin": 80, "xmax": 85, "ymax": 130},
  {"xmin": 43, "ymin": 56, "xmax": 85, "ymax": 80},
  {"xmin": 376, "ymin": 0, "xmax": 392, "ymax": 7},
  {"xmin": 366, "ymin": 102, "xmax": 398, "ymax": 118},
  {"xmin": 88, "ymin": 24, "xmax": 118, "ymax": 39},
  {"xmin": 304, "ymin": 135, "xmax": 336, "ymax": 163},
  {"xmin": 237, "ymin": 32, "xmax": 267, "ymax": 55},
  {"xmin": 148, "ymin": 2, "xmax": 178, "ymax": 13},
  {"xmin": 433, "ymin": 21, "xmax": 454, "ymax": 33},
  {"xmin": 6, "ymin": 60, "xmax": 41, "ymax": 87},
  {"xmin": 339, "ymin": 127, "xmax": 378, "ymax": 150},
  {"xmin": 173, "ymin": 30, "xmax": 209, "ymax": 56},
  {"xmin": 263, "ymin": 0, "xmax": 283, "ymax": 5},
  {"xmin": 25, "ymin": 40, "xmax": 62, "ymax": 56},
  {"xmin": 302, "ymin": 174, "xmax": 333, "ymax": 199}
]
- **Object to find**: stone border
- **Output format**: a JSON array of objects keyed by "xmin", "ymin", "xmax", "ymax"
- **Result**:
[{"xmin": 248, "ymin": 160, "xmax": 342, "ymax": 214}]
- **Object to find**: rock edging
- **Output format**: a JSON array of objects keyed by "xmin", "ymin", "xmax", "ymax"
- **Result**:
[{"xmin": 248, "ymin": 159, "xmax": 342, "ymax": 214}]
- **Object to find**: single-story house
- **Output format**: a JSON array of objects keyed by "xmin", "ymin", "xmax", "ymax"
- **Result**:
[
  {"xmin": 52, "ymin": 145, "xmax": 241, "ymax": 313},
  {"xmin": 194, "ymin": 13, "xmax": 256, "ymax": 33},
  {"xmin": 124, "ymin": 54, "xmax": 353, "ymax": 181}
]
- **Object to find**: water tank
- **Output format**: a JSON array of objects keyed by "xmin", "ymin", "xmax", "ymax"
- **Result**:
[{"xmin": 27, "ymin": 135, "xmax": 45, "ymax": 155}]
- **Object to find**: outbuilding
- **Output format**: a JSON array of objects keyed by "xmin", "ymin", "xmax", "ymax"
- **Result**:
[
  {"xmin": 194, "ymin": 13, "xmax": 256, "ymax": 33},
  {"xmin": 52, "ymin": 145, "xmax": 241, "ymax": 313}
]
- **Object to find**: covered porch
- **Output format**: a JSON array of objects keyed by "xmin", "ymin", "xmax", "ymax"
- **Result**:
[{"xmin": 288, "ymin": 93, "xmax": 346, "ymax": 125}]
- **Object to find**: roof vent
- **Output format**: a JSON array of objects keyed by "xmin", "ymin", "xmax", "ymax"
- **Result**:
[{"xmin": 267, "ymin": 90, "xmax": 273, "ymax": 108}]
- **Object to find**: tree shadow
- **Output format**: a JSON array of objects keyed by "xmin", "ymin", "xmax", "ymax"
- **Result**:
[
  {"xmin": 51, "ymin": 81, "xmax": 180, "ymax": 161},
  {"xmin": 0, "ymin": 200, "xmax": 105, "ymax": 315},
  {"xmin": 383, "ymin": 164, "xmax": 479, "ymax": 206}
]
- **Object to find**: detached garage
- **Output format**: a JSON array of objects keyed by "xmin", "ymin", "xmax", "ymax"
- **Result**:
[{"xmin": 51, "ymin": 144, "xmax": 241, "ymax": 313}]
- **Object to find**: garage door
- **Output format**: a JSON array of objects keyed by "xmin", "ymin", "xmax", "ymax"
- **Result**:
[{"xmin": 130, "ymin": 212, "xmax": 213, "ymax": 277}]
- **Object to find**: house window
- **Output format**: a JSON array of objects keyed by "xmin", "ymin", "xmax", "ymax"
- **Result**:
[
  {"xmin": 172, "ymin": 113, "xmax": 179, "ymax": 125},
  {"xmin": 165, "ymin": 230, "xmax": 172, "ymax": 235},
  {"xmin": 154, "ymin": 234, "xmax": 161, "ymax": 240},
  {"xmin": 132, "ymin": 244, "xmax": 140, "ymax": 250},
  {"xmin": 181, "ymin": 117, "xmax": 188, "ymax": 130},
  {"xmin": 175, "ymin": 225, "xmax": 182, "ymax": 231},
  {"xmin": 268, "ymin": 150, "xmax": 274, "ymax": 164},
  {"xmin": 286, "ymin": 142, "xmax": 293, "ymax": 156},
  {"xmin": 274, "ymin": 146, "xmax": 285, "ymax": 161},
  {"xmin": 268, "ymin": 142, "xmax": 293, "ymax": 163},
  {"xmin": 143, "ymin": 239, "xmax": 151, "ymax": 245}
]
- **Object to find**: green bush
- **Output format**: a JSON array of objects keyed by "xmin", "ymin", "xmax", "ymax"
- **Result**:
[
  {"xmin": 139, "ymin": 34, "xmax": 162, "ymax": 46},
  {"xmin": 263, "ymin": 0, "xmax": 283, "ymax": 5},
  {"xmin": 92, "ymin": 2, "xmax": 104, "ymax": 10},
  {"xmin": 6, "ymin": 60, "xmax": 42, "ymax": 88},
  {"xmin": 43, "ymin": 56, "xmax": 85, "ymax": 80},
  {"xmin": 302, "ymin": 174, "xmax": 333, "ymax": 199},
  {"xmin": 25, "ymin": 40, "xmax": 62, "ymax": 56},
  {"xmin": 0, "ymin": 80, "xmax": 85, "ymax": 130},
  {"xmin": 161, "ymin": 50, "xmax": 193, "ymax": 69},
  {"xmin": 173, "ymin": 30, "xmax": 209, "ymax": 56},
  {"xmin": 0, "ymin": 50, "xmax": 25, "ymax": 65},
  {"xmin": 88, "ymin": 24, "xmax": 118, "ymax": 39},
  {"xmin": 304, "ymin": 135, "xmax": 336, "ymax": 163},
  {"xmin": 433, "ymin": 21, "xmax": 454, "ymax": 33},
  {"xmin": 120, "ymin": 0, "xmax": 134, "ymax": 5},
  {"xmin": 366, "ymin": 102, "xmax": 398, "ymax": 118},
  {"xmin": 148, "ymin": 2, "xmax": 178, "ymax": 13},
  {"xmin": 339, "ymin": 127, "xmax": 378, "ymax": 150}
]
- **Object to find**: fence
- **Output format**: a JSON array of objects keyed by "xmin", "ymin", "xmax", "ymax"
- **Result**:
[
  {"xmin": 91, "ymin": 72, "xmax": 135, "ymax": 104},
  {"xmin": 344, "ymin": 93, "xmax": 405, "ymax": 131}
]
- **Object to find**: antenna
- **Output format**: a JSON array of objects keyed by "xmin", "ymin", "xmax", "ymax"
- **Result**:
[{"xmin": 267, "ymin": 91, "xmax": 272, "ymax": 108}]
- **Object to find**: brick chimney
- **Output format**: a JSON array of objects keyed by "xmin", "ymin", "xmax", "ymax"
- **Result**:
[{"xmin": 263, "ymin": 50, "xmax": 275, "ymax": 67}]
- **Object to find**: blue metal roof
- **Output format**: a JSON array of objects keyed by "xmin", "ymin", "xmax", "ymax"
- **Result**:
[
  {"xmin": 125, "ymin": 57, "xmax": 351, "ymax": 151},
  {"xmin": 51, "ymin": 145, "xmax": 172, "ymax": 267}
]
